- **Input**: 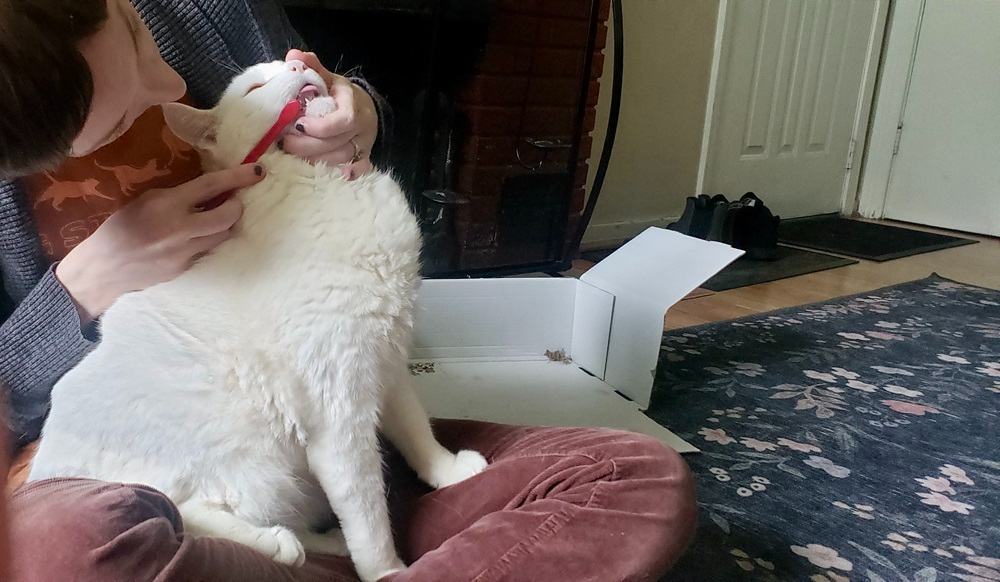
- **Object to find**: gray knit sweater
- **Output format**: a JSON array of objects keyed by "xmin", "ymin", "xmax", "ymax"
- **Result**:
[{"xmin": 0, "ymin": 0, "xmax": 390, "ymax": 447}]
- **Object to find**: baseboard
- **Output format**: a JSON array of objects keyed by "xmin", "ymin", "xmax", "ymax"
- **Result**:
[{"xmin": 581, "ymin": 216, "xmax": 678, "ymax": 251}]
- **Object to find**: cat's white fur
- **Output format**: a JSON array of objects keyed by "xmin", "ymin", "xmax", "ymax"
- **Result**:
[{"xmin": 28, "ymin": 60, "xmax": 487, "ymax": 582}]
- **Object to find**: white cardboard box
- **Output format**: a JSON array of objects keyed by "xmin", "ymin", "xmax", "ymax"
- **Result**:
[{"xmin": 411, "ymin": 228, "xmax": 743, "ymax": 453}]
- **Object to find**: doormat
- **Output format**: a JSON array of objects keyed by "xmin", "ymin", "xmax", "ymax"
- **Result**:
[
  {"xmin": 779, "ymin": 214, "xmax": 976, "ymax": 261},
  {"xmin": 703, "ymin": 246, "xmax": 857, "ymax": 291}
]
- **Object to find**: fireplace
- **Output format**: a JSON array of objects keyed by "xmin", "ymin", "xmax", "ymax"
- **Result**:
[{"xmin": 282, "ymin": 0, "xmax": 609, "ymax": 276}]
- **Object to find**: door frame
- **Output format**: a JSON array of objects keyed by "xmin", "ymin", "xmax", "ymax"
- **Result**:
[
  {"xmin": 854, "ymin": 0, "xmax": 925, "ymax": 218},
  {"xmin": 697, "ymin": 0, "xmax": 891, "ymax": 216}
]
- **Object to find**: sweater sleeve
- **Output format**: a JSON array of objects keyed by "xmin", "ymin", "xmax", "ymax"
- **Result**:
[
  {"xmin": 1, "ymin": 267, "xmax": 96, "ymax": 447},
  {"xmin": 349, "ymin": 77, "xmax": 394, "ymax": 168}
]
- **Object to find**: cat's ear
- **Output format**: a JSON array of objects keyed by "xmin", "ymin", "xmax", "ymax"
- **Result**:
[{"xmin": 162, "ymin": 103, "xmax": 217, "ymax": 150}]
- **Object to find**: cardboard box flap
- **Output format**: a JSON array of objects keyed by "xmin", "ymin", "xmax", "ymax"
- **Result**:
[
  {"xmin": 581, "ymin": 228, "xmax": 743, "ymax": 309},
  {"xmin": 580, "ymin": 229, "xmax": 743, "ymax": 408}
]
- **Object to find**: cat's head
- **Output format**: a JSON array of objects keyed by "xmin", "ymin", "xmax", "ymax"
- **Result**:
[{"xmin": 162, "ymin": 60, "xmax": 328, "ymax": 168}]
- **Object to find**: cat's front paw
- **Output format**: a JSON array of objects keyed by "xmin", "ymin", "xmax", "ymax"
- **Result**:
[
  {"xmin": 266, "ymin": 526, "xmax": 307, "ymax": 567},
  {"xmin": 424, "ymin": 450, "xmax": 488, "ymax": 489}
]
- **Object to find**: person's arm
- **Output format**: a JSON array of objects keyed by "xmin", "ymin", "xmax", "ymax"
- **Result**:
[
  {"xmin": 0, "ymin": 269, "xmax": 95, "ymax": 448},
  {"xmin": 344, "ymin": 76, "xmax": 394, "ymax": 169},
  {"xmin": 1, "ymin": 165, "xmax": 265, "ymax": 448}
]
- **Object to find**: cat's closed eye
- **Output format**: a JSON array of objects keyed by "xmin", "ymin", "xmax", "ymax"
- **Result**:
[{"xmin": 244, "ymin": 83, "xmax": 265, "ymax": 96}]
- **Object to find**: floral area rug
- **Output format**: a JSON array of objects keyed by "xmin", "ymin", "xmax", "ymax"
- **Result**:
[{"xmin": 648, "ymin": 276, "xmax": 999, "ymax": 582}]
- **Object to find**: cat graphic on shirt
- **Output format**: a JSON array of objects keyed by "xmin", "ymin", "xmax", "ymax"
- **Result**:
[
  {"xmin": 29, "ymin": 61, "xmax": 488, "ymax": 582},
  {"xmin": 32, "ymin": 175, "xmax": 112, "ymax": 210}
]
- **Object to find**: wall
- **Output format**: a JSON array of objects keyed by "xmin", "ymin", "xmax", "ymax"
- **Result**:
[{"xmin": 583, "ymin": 0, "xmax": 720, "ymax": 248}]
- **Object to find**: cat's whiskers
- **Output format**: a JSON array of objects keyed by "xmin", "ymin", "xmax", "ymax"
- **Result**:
[{"xmin": 207, "ymin": 53, "xmax": 242, "ymax": 76}]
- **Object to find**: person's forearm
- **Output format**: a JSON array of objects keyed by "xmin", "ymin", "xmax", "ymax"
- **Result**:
[{"xmin": 1, "ymin": 268, "xmax": 97, "ymax": 446}]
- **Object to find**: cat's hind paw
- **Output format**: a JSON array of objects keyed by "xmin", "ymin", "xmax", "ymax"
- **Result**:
[{"xmin": 426, "ymin": 449, "xmax": 488, "ymax": 489}]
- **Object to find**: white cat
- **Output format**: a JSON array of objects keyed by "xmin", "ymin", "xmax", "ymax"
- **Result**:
[{"xmin": 29, "ymin": 60, "xmax": 488, "ymax": 582}]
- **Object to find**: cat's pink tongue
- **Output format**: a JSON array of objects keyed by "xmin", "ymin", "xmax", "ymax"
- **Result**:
[{"xmin": 296, "ymin": 85, "xmax": 321, "ymax": 109}]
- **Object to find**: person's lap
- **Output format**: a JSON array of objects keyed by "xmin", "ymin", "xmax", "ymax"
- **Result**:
[{"xmin": 7, "ymin": 420, "xmax": 696, "ymax": 582}]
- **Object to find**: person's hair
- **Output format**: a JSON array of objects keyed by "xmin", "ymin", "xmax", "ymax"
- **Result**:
[{"xmin": 0, "ymin": 0, "xmax": 109, "ymax": 178}]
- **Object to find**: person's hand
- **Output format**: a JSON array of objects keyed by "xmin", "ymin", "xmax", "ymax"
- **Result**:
[
  {"xmin": 281, "ymin": 49, "xmax": 377, "ymax": 180},
  {"xmin": 55, "ymin": 164, "xmax": 265, "ymax": 322}
]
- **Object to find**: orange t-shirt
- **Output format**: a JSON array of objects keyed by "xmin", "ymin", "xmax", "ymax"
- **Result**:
[{"xmin": 23, "ymin": 98, "xmax": 203, "ymax": 262}]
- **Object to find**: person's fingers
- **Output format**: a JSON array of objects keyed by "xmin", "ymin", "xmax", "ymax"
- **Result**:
[
  {"xmin": 178, "ymin": 164, "xmax": 264, "ymax": 206},
  {"xmin": 186, "ymin": 229, "xmax": 234, "ymax": 262},
  {"xmin": 295, "ymin": 108, "xmax": 357, "ymax": 141},
  {"xmin": 281, "ymin": 132, "xmax": 355, "ymax": 160},
  {"xmin": 296, "ymin": 78, "xmax": 357, "ymax": 137},
  {"xmin": 188, "ymin": 196, "xmax": 244, "ymax": 237}
]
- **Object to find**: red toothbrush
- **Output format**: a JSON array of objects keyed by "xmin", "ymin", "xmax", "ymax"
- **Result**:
[{"xmin": 200, "ymin": 99, "xmax": 303, "ymax": 211}]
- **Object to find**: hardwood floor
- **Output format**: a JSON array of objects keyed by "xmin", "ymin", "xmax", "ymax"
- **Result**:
[{"xmin": 571, "ymin": 220, "xmax": 999, "ymax": 331}]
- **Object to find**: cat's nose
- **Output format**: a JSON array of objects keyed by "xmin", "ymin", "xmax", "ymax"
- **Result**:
[{"xmin": 286, "ymin": 60, "xmax": 307, "ymax": 73}]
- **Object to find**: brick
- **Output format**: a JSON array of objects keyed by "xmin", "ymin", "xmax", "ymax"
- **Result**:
[
  {"xmin": 594, "ymin": 23, "xmax": 608, "ymax": 50},
  {"xmin": 465, "ymin": 106, "xmax": 524, "ymax": 137},
  {"xmin": 535, "ymin": 0, "xmax": 591, "ymax": 19},
  {"xmin": 527, "ymin": 77, "xmax": 580, "ymax": 106},
  {"xmin": 583, "ymin": 108, "xmax": 597, "ymax": 133},
  {"xmin": 522, "ymin": 106, "xmax": 577, "ymax": 136},
  {"xmin": 573, "ymin": 160, "xmax": 590, "ymax": 188},
  {"xmin": 458, "ymin": 75, "xmax": 529, "ymax": 106},
  {"xmin": 488, "ymin": 14, "xmax": 538, "ymax": 46},
  {"xmin": 590, "ymin": 52, "xmax": 605, "ymax": 79},
  {"xmin": 478, "ymin": 46, "xmax": 533, "ymax": 75},
  {"xmin": 537, "ymin": 17, "xmax": 590, "ymax": 48},
  {"xmin": 579, "ymin": 136, "xmax": 594, "ymax": 161},
  {"xmin": 598, "ymin": 0, "xmax": 611, "ymax": 21},
  {"xmin": 532, "ymin": 48, "xmax": 586, "ymax": 78},
  {"xmin": 586, "ymin": 79, "xmax": 600, "ymax": 107}
]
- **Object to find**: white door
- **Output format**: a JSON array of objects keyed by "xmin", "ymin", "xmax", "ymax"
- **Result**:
[
  {"xmin": 881, "ymin": 1, "xmax": 1000, "ymax": 236},
  {"xmin": 703, "ymin": 0, "xmax": 888, "ymax": 218}
]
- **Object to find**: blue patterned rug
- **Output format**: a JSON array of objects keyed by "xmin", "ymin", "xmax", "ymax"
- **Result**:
[{"xmin": 648, "ymin": 275, "xmax": 999, "ymax": 582}]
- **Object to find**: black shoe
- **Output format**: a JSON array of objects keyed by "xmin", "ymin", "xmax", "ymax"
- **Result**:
[
  {"xmin": 706, "ymin": 196, "xmax": 738, "ymax": 244},
  {"xmin": 668, "ymin": 194, "xmax": 718, "ymax": 239},
  {"xmin": 667, "ymin": 196, "xmax": 701, "ymax": 235},
  {"xmin": 733, "ymin": 192, "xmax": 781, "ymax": 260}
]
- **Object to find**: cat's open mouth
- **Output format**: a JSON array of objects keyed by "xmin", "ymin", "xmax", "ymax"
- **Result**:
[{"xmin": 296, "ymin": 84, "xmax": 321, "ymax": 109}]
